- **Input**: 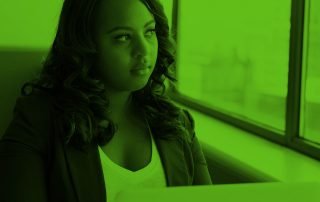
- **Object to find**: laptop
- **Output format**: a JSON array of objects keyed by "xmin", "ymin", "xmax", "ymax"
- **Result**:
[{"xmin": 114, "ymin": 182, "xmax": 320, "ymax": 202}]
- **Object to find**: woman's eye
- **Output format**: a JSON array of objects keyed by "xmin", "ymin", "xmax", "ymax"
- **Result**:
[
  {"xmin": 145, "ymin": 29, "xmax": 156, "ymax": 37},
  {"xmin": 115, "ymin": 34, "xmax": 130, "ymax": 42},
  {"xmin": 114, "ymin": 29, "xmax": 156, "ymax": 42}
]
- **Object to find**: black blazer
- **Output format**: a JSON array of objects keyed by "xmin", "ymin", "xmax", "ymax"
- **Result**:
[{"xmin": 0, "ymin": 92, "xmax": 212, "ymax": 202}]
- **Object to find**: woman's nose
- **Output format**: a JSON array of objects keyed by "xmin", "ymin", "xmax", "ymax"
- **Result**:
[{"xmin": 134, "ymin": 36, "xmax": 149, "ymax": 59}]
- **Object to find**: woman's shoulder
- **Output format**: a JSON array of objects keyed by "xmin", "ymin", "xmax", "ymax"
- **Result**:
[
  {"xmin": 176, "ymin": 107, "xmax": 196, "ymax": 143},
  {"xmin": 17, "ymin": 88, "xmax": 55, "ymax": 108},
  {"xmin": 1, "ymin": 89, "xmax": 56, "ymax": 154},
  {"xmin": 180, "ymin": 109, "xmax": 195, "ymax": 130},
  {"xmin": 14, "ymin": 88, "xmax": 56, "ymax": 119}
]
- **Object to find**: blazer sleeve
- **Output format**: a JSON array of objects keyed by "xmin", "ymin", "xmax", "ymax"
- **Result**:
[
  {"xmin": 0, "ymin": 94, "xmax": 51, "ymax": 202},
  {"xmin": 182, "ymin": 109, "xmax": 213, "ymax": 185}
]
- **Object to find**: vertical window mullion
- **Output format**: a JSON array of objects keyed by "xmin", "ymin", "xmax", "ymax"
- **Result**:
[
  {"xmin": 286, "ymin": 0, "xmax": 305, "ymax": 144},
  {"xmin": 169, "ymin": 0, "xmax": 179, "ymax": 94}
]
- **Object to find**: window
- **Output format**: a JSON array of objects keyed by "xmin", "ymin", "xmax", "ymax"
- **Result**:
[
  {"xmin": 300, "ymin": 0, "xmax": 320, "ymax": 145},
  {"xmin": 169, "ymin": 0, "xmax": 320, "ymax": 160},
  {"xmin": 159, "ymin": 0, "xmax": 173, "ymax": 30},
  {"xmin": 176, "ymin": 0, "xmax": 291, "ymax": 132}
]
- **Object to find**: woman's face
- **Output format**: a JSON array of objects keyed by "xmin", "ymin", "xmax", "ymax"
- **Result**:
[{"xmin": 93, "ymin": 0, "xmax": 158, "ymax": 93}]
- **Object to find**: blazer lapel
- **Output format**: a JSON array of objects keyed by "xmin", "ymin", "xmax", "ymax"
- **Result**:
[
  {"xmin": 63, "ymin": 143, "xmax": 106, "ymax": 202},
  {"xmin": 145, "ymin": 113, "xmax": 192, "ymax": 186},
  {"xmin": 63, "ymin": 138, "xmax": 191, "ymax": 202},
  {"xmin": 62, "ymin": 112, "xmax": 191, "ymax": 202},
  {"xmin": 154, "ymin": 136, "xmax": 192, "ymax": 186}
]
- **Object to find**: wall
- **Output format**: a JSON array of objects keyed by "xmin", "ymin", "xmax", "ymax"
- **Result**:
[{"xmin": 0, "ymin": 0, "xmax": 63, "ymax": 49}]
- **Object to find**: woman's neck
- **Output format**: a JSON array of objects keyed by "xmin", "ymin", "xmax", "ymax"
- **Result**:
[{"xmin": 105, "ymin": 90, "xmax": 133, "ymax": 125}]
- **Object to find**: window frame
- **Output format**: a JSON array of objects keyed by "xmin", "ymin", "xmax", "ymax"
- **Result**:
[{"xmin": 168, "ymin": 0, "xmax": 320, "ymax": 161}]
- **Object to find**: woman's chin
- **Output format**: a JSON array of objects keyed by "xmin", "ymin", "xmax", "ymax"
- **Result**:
[{"xmin": 130, "ymin": 80, "xmax": 149, "ymax": 92}]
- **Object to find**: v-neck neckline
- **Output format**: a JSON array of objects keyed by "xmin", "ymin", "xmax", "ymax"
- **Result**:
[{"xmin": 98, "ymin": 117, "xmax": 154, "ymax": 173}]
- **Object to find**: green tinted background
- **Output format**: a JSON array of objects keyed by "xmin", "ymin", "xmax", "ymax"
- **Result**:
[
  {"xmin": 176, "ymin": 0, "xmax": 292, "ymax": 133},
  {"xmin": 0, "ymin": 0, "xmax": 172, "ymax": 49},
  {"xmin": 300, "ymin": 0, "xmax": 320, "ymax": 144},
  {"xmin": 0, "ymin": 0, "xmax": 63, "ymax": 49}
]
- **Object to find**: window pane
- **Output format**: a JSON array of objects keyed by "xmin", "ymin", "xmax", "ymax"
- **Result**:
[
  {"xmin": 300, "ymin": 0, "xmax": 320, "ymax": 144},
  {"xmin": 159, "ymin": 0, "xmax": 173, "ymax": 30},
  {"xmin": 176, "ymin": 0, "xmax": 291, "ymax": 132}
]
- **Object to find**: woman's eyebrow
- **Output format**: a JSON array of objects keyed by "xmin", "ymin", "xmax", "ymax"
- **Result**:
[{"xmin": 107, "ymin": 19, "xmax": 155, "ymax": 33}]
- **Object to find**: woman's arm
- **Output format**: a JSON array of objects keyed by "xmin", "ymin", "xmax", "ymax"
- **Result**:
[
  {"xmin": 190, "ymin": 134, "xmax": 213, "ymax": 185},
  {"xmin": 0, "ymin": 95, "xmax": 50, "ymax": 202},
  {"xmin": 182, "ymin": 109, "xmax": 213, "ymax": 185}
]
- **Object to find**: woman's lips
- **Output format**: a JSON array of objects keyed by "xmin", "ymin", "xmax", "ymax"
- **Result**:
[
  {"xmin": 130, "ymin": 66, "xmax": 150, "ymax": 76},
  {"xmin": 131, "ymin": 65, "xmax": 150, "ymax": 71}
]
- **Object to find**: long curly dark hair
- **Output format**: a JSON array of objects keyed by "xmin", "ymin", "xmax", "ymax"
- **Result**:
[{"xmin": 21, "ymin": 0, "xmax": 188, "ymax": 150}]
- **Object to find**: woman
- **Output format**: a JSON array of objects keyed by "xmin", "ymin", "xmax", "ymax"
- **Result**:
[{"xmin": 0, "ymin": 0, "xmax": 212, "ymax": 201}]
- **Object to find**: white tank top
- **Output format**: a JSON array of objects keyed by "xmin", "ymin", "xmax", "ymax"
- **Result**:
[{"xmin": 98, "ymin": 119, "xmax": 167, "ymax": 202}]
